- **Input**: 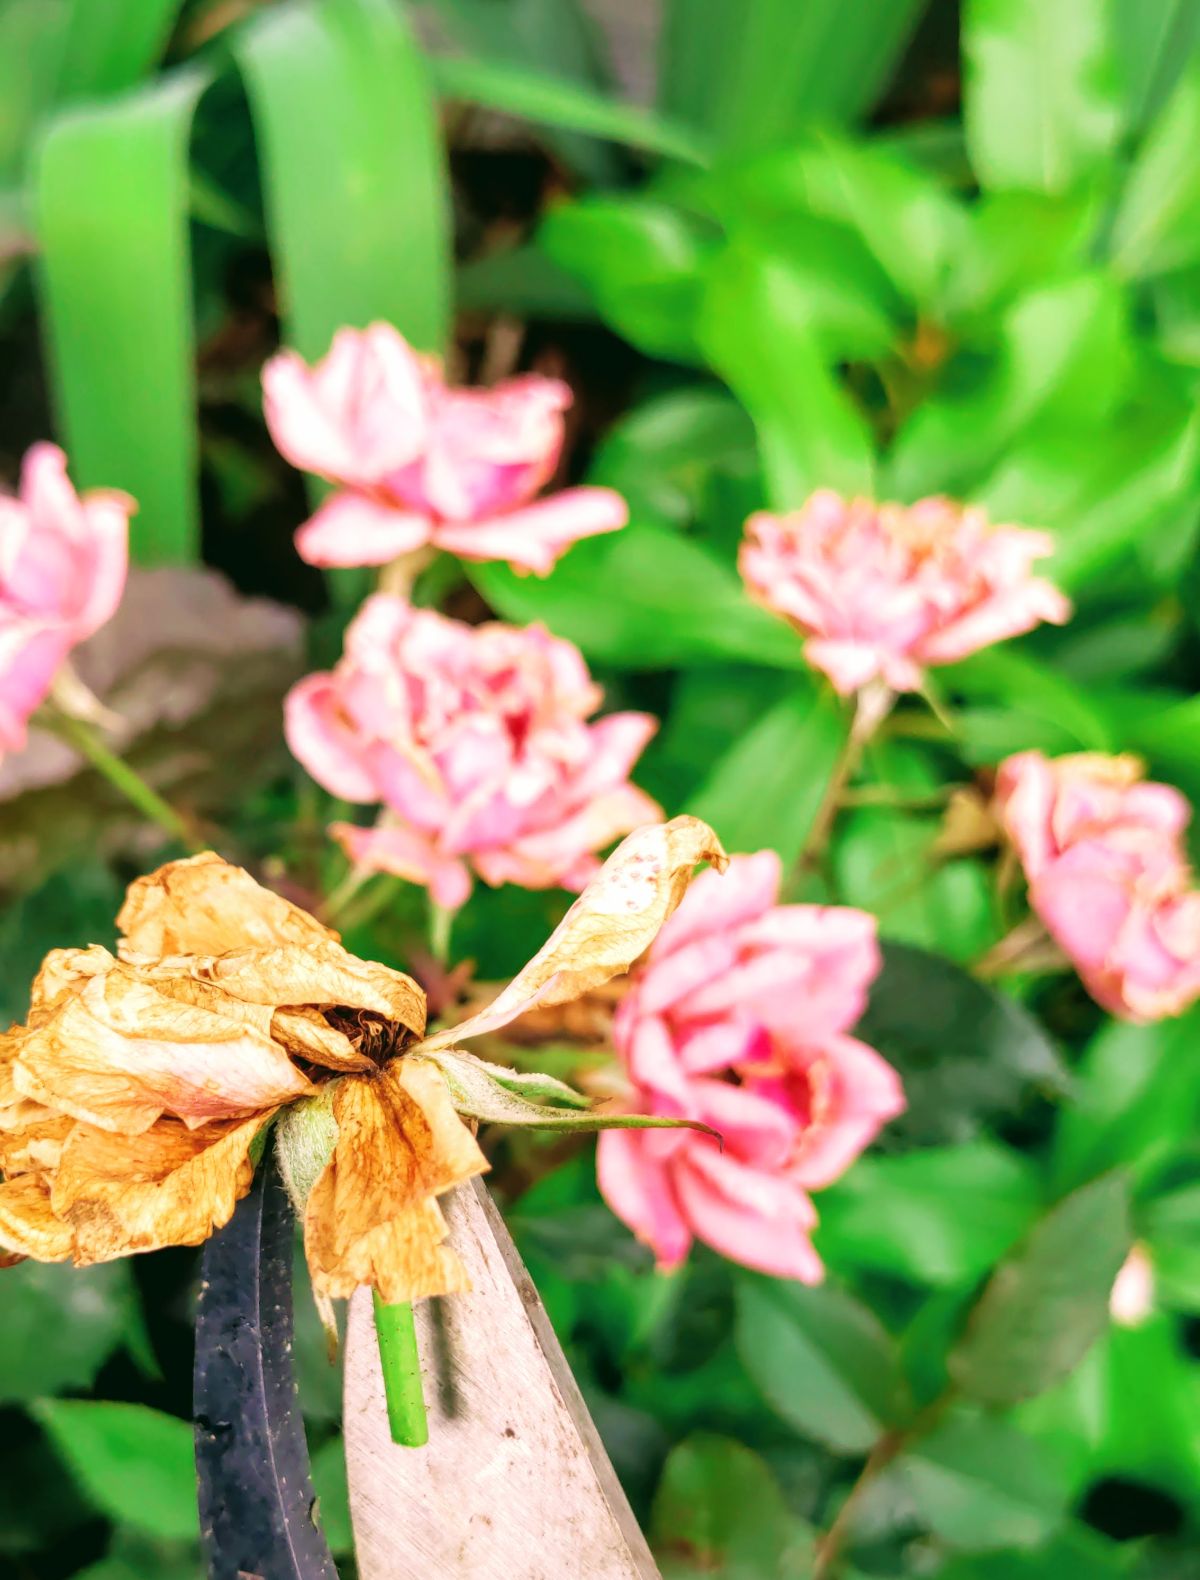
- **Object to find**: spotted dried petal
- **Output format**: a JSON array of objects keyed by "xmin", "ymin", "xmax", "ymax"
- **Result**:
[
  {"xmin": 0, "ymin": 1174, "xmax": 73, "ymax": 1262},
  {"xmin": 117, "ymin": 850, "xmax": 334, "ymax": 957},
  {"xmin": 305, "ymin": 1060, "xmax": 487, "ymax": 1304},
  {"xmin": 51, "ymin": 1111, "xmax": 271, "ymax": 1265},
  {"xmin": 418, "ymin": 816, "xmax": 727, "ymax": 1053},
  {"xmin": 13, "ymin": 970, "xmax": 313, "ymax": 1133},
  {"xmin": 0, "ymin": 1113, "xmax": 73, "ymax": 1177}
]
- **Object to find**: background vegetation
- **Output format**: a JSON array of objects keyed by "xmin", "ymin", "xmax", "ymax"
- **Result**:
[{"xmin": 3, "ymin": 0, "xmax": 1200, "ymax": 1576}]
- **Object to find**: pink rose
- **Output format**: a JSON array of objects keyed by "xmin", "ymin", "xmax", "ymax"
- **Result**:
[
  {"xmin": 0, "ymin": 444, "xmax": 132, "ymax": 759},
  {"xmin": 597, "ymin": 851, "xmax": 904, "ymax": 1281},
  {"xmin": 263, "ymin": 323, "xmax": 628, "ymax": 574},
  {"xmin": 285, "ymin": 594, "xmax": 660, "ymax": 907},
  {"xmin": 740, "ymin": 491, "xmax": 1071, "ymax": 695},
  {"xmin": 996, "ymin": 751, "xmax": 1200, "ymax": 1021}
]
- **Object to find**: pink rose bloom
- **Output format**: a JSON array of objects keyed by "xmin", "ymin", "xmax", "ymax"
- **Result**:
[
  {"xmin": 740, "ymin": 491, "xmax": 1071, "ymax": 695},
  {"xmin": 996, "ymin": 751, "xmax": 1200, "ymax": 1021},
  {"xmin": 0, "ymin": 444, "xmax": 131, "ymax": 759},
  {"xmin": 262, "ymin": 323, "xmax": 628, "ymax": 574},
  {"xmin": 597, "ymin": 851, "xmax": 904, "ymax": 1282},
  {"xmin": 285, "ymin": 594, "xmax": 660, "ymax": 907}
]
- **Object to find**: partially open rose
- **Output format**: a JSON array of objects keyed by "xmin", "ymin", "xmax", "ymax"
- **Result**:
[{"xmin": 0, "ymin": 818, "xmax": 725, "ymax": 1304}]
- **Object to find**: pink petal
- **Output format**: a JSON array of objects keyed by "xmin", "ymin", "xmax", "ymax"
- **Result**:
[
  {"xmin": 332, "ymin": 820, "xmax": 472, "ymax": 909},
  {"xmin": 597, "ymin": 1128, "xmax": 693, "ymax": 1269},
  {"xmin": 294, "ymin": 492, "xmax": 432, "ymax": 568},
  {"xmin": 432, "ymin": 487, "xmax": 629, "ymax": 574},
  {"xmin": 674, "ymin": 1143, "xmax": 824, "ymax": 1282}
]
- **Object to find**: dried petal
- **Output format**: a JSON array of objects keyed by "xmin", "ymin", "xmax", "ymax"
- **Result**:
[
  {"xmin": 0, "ymin": 1173, "xmax": 73, "ymax": 1262},
  {"xmin": 418, "ymin": 817, "xmax": 727, "ymax": 1053},
  {"xmin": 0, "ymin": 1112, "xmax": 73, "ymax": 1176},
  {"xmin": 305, "ymin": 1061, "xmax": 487, "ymax": 1304},
  {"xmin": 14, "ymin": 969, "xmax": 312, "ymax": 1133},
  {"xmin": 51, "ymin": 1112, "xmax": 270, "ymax": 1264},
  {"xmin": 270, "ymin": 1008, "xmax": 374, "ymax": 1073},
  {"xmin": 117, "ymin": 850, "xmax": 333, "ymax": 957}
]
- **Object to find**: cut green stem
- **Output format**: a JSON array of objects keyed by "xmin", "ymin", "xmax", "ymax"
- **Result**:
[
  {"xmin": 372, "ymin": 1291, "xmax": 429, "ymax": 1448},
  {"xmin": 42, "ymin": 709, "xmax": 197, "ymax": 849}
]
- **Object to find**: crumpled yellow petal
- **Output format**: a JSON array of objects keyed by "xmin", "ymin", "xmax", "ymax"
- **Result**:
[
  {"xmin": 270, "ymin": 1008, "xmax": 374, "ymax": 1073},
  {"xmin": 117, "ymin": 850, "xmax": 334, "ymax": 957},
  {"xmin": 140, "ymin": 939, "xmax": 425, "ymax": 1038},
  {"xmin": 14, "ymin": 969, "xmax": 312, "ymax": 1134},
  {"xmin": 418, "ymin": 816, "xmax": 727, "ymax": 1053},
  {"xmin": 27, "ymin": 945, "xmax": 114, "ymax": 1022},
  {"xmin": 0, "ymin": 1174, "xmax": 73, "ymax": 1262},
  {"xmin": 50, "ymin": 1111, "xmax": 270, "ymax": 1265},
  {"xmin": 305, "ymin": 1060, "xmax": 488, "ymax": 1304},
  {"xmin": 0, "ymin": 1113, "xmax": 73, "ymax": 1177}
]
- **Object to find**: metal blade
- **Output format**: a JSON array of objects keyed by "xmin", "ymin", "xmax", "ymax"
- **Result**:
[{"xmin": 344, "ymin": 1176, "xmax": 661, "ymax": 1579}]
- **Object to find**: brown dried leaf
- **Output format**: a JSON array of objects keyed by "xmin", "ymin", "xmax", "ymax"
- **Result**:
[
  {"xmin": 418, "ymin": 817, "xmax": 727, "ymax": 1053},
  {"xmin": 14, "ymin": 968, "xmax": 312, "ymax": 1134},
  {"xmin": 117, "ymin": 851, "xmax": 334, "ymax": 958},
  {"xmin": 0, "ymin": 1173, "xmax": 73, "ymax": 1262},
  {"xmin": 305, "ymin": 1061, "xmax": 488, "ymax": 1304},
  {"xmin": 51, "ymin": 1111, "xmax": 271, "ymax": 1265}
]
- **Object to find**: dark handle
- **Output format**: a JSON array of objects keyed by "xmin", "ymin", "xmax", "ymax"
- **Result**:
[{"xmin": 194, "ymin": 1155, "xmax": 338, "ymax": 1580}]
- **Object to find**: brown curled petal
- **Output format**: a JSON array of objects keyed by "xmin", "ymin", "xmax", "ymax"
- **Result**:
[
  {"xmin": 117, "ymin": 851, "xmax": 334, "ymax": 958},
  {"xmin": 270, "ymin": 1008, "xmax": 374, "ymax": 1073},
  {"xmin": 14, "ymin": 974, "xmax": 312, "ymax": 1134},
  {"xmin": 51, "ymin": 1111, "xmax": 272, "ymax": 1264},
  {"xmin": 27, "ymin": 945, "xmax": 114, "ymax": 1023},
  {"xmin": 418, "ymin": 816, "xmax": 728, "ymax": 1053},
  {"xmin": 0, "ymin": 1113, "xmax": 73, "ymax": 1177},
  {"xmin": 304, "ymin": 1061, "xmax": 488, "ymax": 1304},
  {"xmin": 0, "ymin": 1174, "xmax": 73, "ymax": 1263}
]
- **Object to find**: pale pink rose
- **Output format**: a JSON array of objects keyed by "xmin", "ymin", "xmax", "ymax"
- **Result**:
[
  {"xmin": 285, "ymin": 594, "xmax": 660, "ymax": 906},
  {"xmin": 740, "ymin": 491, "xmax": 1071, "ymax": 695},
  {"xmin": 262, "ymin": 323, "xmax": 628, "ymax": 575},
  {"xmin": 0, "ymin": 444, "xmax": 132, "ymax": 759},
  {"xmin": 996, "ymin": 751, "xmax": 1200, "ymax": 1021},
  {"xmin": 597, "ymin": 851, "xmax": 904, "ymax": 1281}
]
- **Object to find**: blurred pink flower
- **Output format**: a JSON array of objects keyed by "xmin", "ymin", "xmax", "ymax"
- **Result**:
[
  {"xmin": 0, "ymin": 444, "xmax": 132, "ymax": 759},
  {"xmin": 596, "ymin": 851, "xmax": 904, "ymax": 1281},
  {"xmin": 262, "ymin": 323, "xmax": 627, "ymax": 574},
  {"xmin": 285, "ymin": 594, "xmax": 660, "ymax": 907},
  {"xmin": 740, "ymin": 491, "xmax": 1070, "ymax": 695},
  {"xmin": 996, "ymin": 751, "xmax": 1200, "ymax": 1021}
]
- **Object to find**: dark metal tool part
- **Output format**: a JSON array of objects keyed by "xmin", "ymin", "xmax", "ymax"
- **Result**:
[{"xmin": 194, "ymin": 1157, "xmax": 337, "ymax": 1580}]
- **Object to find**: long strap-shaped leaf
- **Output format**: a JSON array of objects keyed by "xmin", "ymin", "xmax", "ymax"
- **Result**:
[
  {"xmin": 235, "ymin": 0, "xmax": 451, "ymax": 360},
  {"xmin": 33, "ymin": 68, "xmax": 207, "ymax": 564},
  {"xmin": 195, "ymin": 1156, "xmax": 338, "ymax": 1580}
]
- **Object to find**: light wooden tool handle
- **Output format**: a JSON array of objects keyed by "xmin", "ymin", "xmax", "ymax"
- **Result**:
[{"xmin": 344, "ymin": 1176, "xmax": 661, "ymax": 1579}]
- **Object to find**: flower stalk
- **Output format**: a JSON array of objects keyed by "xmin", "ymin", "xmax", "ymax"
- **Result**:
[
  {"xmin": 373, "ymin": 1291, "xmax": 429, "ymax": 1448},
  {"xmin": 40, "ymin": 707, "xmax": 198, "ymax": 850}
]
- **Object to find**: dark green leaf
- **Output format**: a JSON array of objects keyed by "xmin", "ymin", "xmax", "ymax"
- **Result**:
[
  {"xmin": 951, "ymin": 1175, "xmax": 1132, "ymax": 1405},
  {"xmin": 735, "ymin": 1274, "xmax": 907, "ymax": 1453},
  {"xmin": 309, "ymin": 1436, "xmax": 352, "ymax": 1555},
  {"xmin": 855, "ymin": 942, "xmax": 1070, "ymax": 1147},
  {"xmin": 55, "ymin": 0, "xmax": 181, "ymax": 104},
  {"xmin": 33, "ymin": 1401, "xmax": 198, "ymax": 1542},
  {"xmin": 1113, "ymin": 0, "xmax": 1200, "ymax": 133},
  {"xmin": 0, "ymin": 1261, "xmax": 137, "ymax": 1404},
  {"xmin": 1111, "ymin": 62, "xmax": 1200, "ymax": 278},
  {"xmin": 932, "ymin": 1523, "xmax": 1133, "ymax": 1578}
]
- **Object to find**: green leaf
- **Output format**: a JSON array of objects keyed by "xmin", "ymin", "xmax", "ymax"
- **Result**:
[
  {"xmin": 943, "ymin": 648, "xmax": 1118, "ymax": 760},
  {"xmin": 699, "ymin": 241, "xmax": 875, "ymax": 507},
  {"xmin": 70, "ymin": 1532, "xmax": 201, "ymax": 1580},
  {"xmin": 855, "ymin": 942, "xmax": 1070, "ymax": 1147},
  {"xmin": 539, "ymin": 196, "xmax": 712, "ymax": 359},
  {"xmin": 658, "ymin": 0, "xmax": 928, "ymax": 152},
  {"xmin": 236, "ymin": 0, "xmax": 450, "ymax": 358},
  {"xmin": 962, "ymin": 0, "xmax": 1121, "ymax": 194},
  {"xmin": 33, "ymin": 1401, "xmax": 198, "ymax": 1542},
  {"xmin": 892, "ymin": 1412, "xmax": 1069, "ymax": 1549},
  {"xmin": 685, "ymin": 683, "xmax": 845, "ymax": 865},
  {"xmin": 932, "ymin": 1524, "xmax": 1134, "ymax": 1579},
  {"xmin": 0, "ymin": 1261, "xmax": 136, "ymax": 1404},
  {"xmin": 1111, "ymin": 62, "xmax": 1200, "ymax": 278},
  {"xmin": 310, "ymin": 1435, "xmax": 353, "ymax": 1555},
  {"xmin": 735, "ymin": 1274, "xmax": 907, "ymax": 1453},
  {"xmin": 469, "ymin": 521, "xmax": 808, "ymax": 670},
  {"xmin": 34, "ymin": 68, "xmax": 207, "ymax": 563},
  {"xmin": 431, "ymin": 55, "xmax": 709, "ymax": 166},
  {"xmin": 1113, "ymin": 0, "xmax": 1200, "ymax": 132},
  {"xmin": 951, "ymin": 1175, "xmax": 1132, "ymax": 1406},
  {"xmin": 54, "ymin": 0, "xmax": 181, "ymax": 104},
  {"xmin": 649, "ymin": 1433, "xmax": 813, "ymax": 1579},
  {"xmin": 817, "ymin": 1142, "xmax": 1041, "ymax": 1289}
]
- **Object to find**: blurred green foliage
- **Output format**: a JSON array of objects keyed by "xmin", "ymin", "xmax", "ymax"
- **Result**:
[{"xmin": 3, "ymin": 0, "xmax": 1200, "ymax": 1576}]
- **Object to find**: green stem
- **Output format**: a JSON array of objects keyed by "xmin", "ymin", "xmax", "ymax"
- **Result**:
[
  {"xmin": 319, "ymin": 864, "xmax": 371, "ymax": 928},
  {"xmin": 429, "ymin": 897, "xmax": 455, "ymax": 966},
  {"xmin": 44, "ymin": 710, "xmax": 197, "ymax": 849},
  {"xmin": 372, "ymin": 1291, "xmax": 429, "ymax": 1447},
  {"xmin": 791, "ymin": 680, "xmax": 894, "ymax": 886}
]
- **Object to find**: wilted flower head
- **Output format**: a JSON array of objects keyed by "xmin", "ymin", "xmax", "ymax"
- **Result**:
[
  {"xmin": 285, "ymin": 594, "xmax": 660, "ymax": 907},
  {"xmin": 740, "ymin": 490, "xmax": 1070, "ymax": 695},
  {"xmin": 0, "ymin": 444, "xmax": 132, "ymax": 759},
  {"xmin": 0, "ymin": 819, "xmax": 727, "ymax": 1303},
  {"xmin": 263, "ymin": 322, "xmax": 627, "ymax": 574},
  {"xmin": 996, "ymin": 751, "xmax": 1200, "ymax": 1021},
  {"xmin": 597, "ymin": 850, "xmax": 904, "ymax": 1282}
]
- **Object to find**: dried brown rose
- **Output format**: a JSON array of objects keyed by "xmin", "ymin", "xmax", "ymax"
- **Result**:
[{"xmin": 0, "ymin": 818, "xmax": 725, "ymax": 1306}]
